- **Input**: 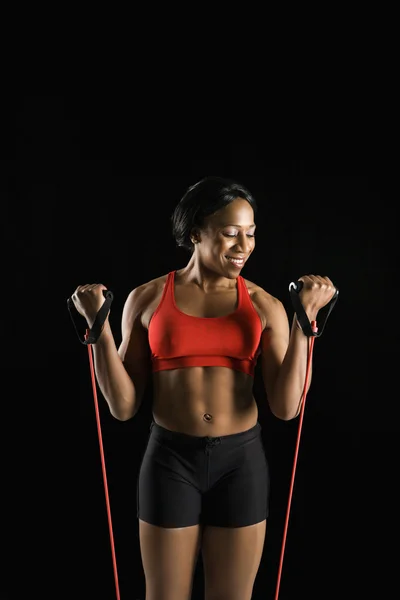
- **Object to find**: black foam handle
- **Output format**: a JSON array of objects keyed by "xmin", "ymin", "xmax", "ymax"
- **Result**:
[
  {"xmin": 289, "ymin": 280, "xmax": 304, "ymax": 293},
  {"xmin": 288, "ymin": 280, "xmax": 339, "ymax": 337},
  {"xmin": 66, "ymin": 289, "xmax": 114, "ymax": 307},
  {"xmin": 67, "ymin": 289, "xmax": 114, "ymax": 344},
  {"xmin": 289, "ymin": 280, "xmax": 339, "ymax": 300}
]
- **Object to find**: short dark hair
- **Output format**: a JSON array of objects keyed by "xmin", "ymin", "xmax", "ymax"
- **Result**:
[{"xmin": 171, "ymin": 176, "xmax": 257, "ymax": 253}]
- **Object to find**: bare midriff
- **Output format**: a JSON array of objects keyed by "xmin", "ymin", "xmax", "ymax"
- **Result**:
[{"xmin": 152, "ymin": 366, "xmax": 258, "ymax": 437}]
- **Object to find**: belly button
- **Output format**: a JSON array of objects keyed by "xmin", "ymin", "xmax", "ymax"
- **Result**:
[{"xmin": 203, "ymin": 413, "xmax": 213, "ymax": 422}]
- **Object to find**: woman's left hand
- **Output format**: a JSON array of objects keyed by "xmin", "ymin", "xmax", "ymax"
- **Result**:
[{"xmin": 297, "ymin": 274, "xmax": 337, "ymax": 316}]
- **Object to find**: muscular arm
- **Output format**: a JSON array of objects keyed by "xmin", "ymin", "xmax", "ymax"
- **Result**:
[
  {"xmin": 260, "ymin": 295, "xmax": 315, "ymax": 421},
  {"xmin": 91, "ymin": 286, "xmax": 151, "ymax": 421}
]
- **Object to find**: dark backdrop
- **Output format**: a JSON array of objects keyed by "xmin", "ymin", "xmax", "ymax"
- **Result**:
[{"xmin": 1, "ymin": 96, "xmax": 396, "ymax": 600}]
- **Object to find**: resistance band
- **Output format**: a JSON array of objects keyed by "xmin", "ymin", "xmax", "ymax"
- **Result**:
[
  {"xmin": 67, "ymin": 282, "xmax": 338, "ymax": 600},
  {"xmin": 274, "ymin": 281, "xmax": 339, "ymax": 600},
  {"xmin": 67, "ymin": 291, "xmax": 121, "ymax": 600}
]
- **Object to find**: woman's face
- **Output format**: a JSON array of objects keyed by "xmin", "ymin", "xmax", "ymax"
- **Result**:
[{"xmin": 195, "ymin": 197, "xmax": 256, "ymax": 276}]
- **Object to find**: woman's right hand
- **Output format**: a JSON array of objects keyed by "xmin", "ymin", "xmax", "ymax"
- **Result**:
[{"xmin": 71, "ymin": 284, "xmax": 110, "ymax": 329}]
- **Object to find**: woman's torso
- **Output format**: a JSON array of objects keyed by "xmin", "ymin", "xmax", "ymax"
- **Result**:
[{"xmin": 140, "ymin": 270, "xmax": 267, "ymax": 436}]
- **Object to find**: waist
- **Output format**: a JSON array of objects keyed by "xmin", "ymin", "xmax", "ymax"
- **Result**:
[{"xmin": 149, "ymin": 419, "xmax": 262, "ymax": 447}]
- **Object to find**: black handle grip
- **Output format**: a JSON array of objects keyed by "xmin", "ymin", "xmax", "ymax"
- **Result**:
[
  {"xmin": 288, "ymin": 280, "xmax": 339, "ymax": 337},
  {"xmin": 289, "ymin": 280, "xmax": 339, "ymax": 299},
  {"xmin": 67, "ymin": 288, "xmax": 114, "ymax": 306},
  {"xmin": 67, "ymin": 288, "xmax": 114, "ymax": 344},
  {"xmin": 289, "ymin": 280, "xmax": 303, "ymax": 293}
]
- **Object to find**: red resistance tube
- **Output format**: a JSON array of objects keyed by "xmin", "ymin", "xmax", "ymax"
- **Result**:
[
  {"xmin": 84, "ymin": 329, "xmax": 121, "ymax": 600},
  {"xmin": 274, "ymin": 320, "xmax": 318, "ymax": 600}
]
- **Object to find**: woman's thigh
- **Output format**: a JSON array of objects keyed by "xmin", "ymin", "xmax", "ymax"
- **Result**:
[
  {"xmin": 139, "ymin": 520, "xmax": 203, "ymax": 600},
  {"xmin": 202, "ymin": 520, "xmax": 267, "ymax": 600}
]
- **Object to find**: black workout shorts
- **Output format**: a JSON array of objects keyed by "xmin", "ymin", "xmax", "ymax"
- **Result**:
[{"xmin": 137, "ymin": 420, "xmax": 270, "ymax": 528}]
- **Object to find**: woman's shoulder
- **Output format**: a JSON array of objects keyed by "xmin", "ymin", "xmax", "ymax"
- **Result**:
[
  {"xmin": 123, "ymin": 272, "xmax": 171, "ymax": 320},
  {"xmin": 242, "ymin": 276, "xmax": 272, "ymax": 300},
  {"xmin": 242, "ymin": 277, "xmax": 285, "ymax": 315},
  {"xmin": 128, "ymin": 272, "xmax": 170, "ymax": 301}
]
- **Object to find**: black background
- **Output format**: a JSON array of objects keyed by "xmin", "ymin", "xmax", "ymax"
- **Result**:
[{"xmin": 1, "ymin": 96, "xmax": 396, "ymax": 599}]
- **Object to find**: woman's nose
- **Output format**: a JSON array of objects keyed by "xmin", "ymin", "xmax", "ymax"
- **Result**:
[{"xmin": 235, "ymin": 233, "xmax": 253, "ymax": 253}]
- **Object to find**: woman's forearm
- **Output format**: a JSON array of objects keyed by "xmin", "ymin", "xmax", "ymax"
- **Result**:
[
  {"xmin": 91, "ymin": 320, "xmax": 139, "ymax": 420},
  {"xmin": 271, "ymin": 314, "xmax": 315, "ymax": 420}
]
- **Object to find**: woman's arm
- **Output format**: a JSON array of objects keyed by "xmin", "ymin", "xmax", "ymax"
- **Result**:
[
  {"xmin": 90, "ymin": 285, "xmax": 151, "ymax": 421},
  {"xmin": 259, "ymin": 275, "xmax": 335, "ymax": 420},
  {"xmin": 260, "ymin": 300, "xmax": 313, "ymax": 420}
]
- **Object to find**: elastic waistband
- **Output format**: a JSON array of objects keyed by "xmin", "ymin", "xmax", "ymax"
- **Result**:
[{"xmin": 149, "ymin": 420, "xmax": 261, "ymax": 447}]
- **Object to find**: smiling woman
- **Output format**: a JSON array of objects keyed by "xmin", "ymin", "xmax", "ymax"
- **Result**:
[{"xmin": 70, "ymin": 175, "xmax": 336, "ymax": 600}]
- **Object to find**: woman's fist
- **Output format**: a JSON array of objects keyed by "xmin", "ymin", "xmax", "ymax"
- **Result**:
[
  {"xmin": 71, "ymin": 284, "xmax": 109, "ymax": 329},
  {"xmin": 297, "ymin": 275, "xmax": 336, "ymax": 315}
]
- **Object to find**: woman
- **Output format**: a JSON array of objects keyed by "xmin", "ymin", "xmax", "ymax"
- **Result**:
[{"xmin": 71, "ymin": 176, "xmax": 336, "ymax": 600}]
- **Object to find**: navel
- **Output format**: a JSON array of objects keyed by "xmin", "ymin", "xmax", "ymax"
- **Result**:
[{"xmin": 203, "ymin": 413, "xmax": 213, "ymax": 422}]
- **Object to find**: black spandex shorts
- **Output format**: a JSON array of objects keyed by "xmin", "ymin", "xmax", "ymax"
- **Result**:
[{"xmin": 137, "ymin": 420, "xmax": 270, "ymax": 528}]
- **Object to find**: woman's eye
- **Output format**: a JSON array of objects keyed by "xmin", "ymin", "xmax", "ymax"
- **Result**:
[{"xmin": 224, "ymin": 232, "xmax": 255, "ymax": 238}]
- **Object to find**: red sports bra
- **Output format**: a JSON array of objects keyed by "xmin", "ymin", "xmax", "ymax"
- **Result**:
[{"xmin": 148, "ymin": 271, "xmax": 262, "ymax": 376}]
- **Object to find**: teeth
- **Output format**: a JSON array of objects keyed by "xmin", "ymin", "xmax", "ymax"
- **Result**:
[{"xmin": 226, "ymin": 256, "xmax": 244, "ymax": 264}]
